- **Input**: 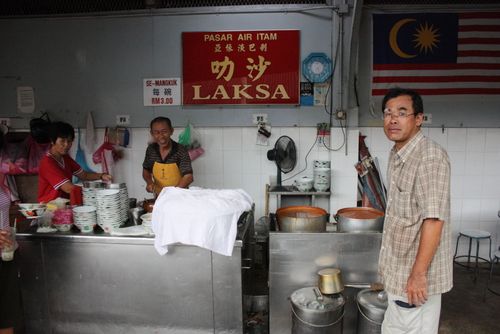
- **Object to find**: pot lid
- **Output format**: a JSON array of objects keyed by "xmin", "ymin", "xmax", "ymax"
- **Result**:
[
  {"xmin": 356, "ymin": 289, "xmax": 388, "ymax": 319},
  {"xmin": 290, "ymin": 287, "xmax": 345, "ymax": 311}
]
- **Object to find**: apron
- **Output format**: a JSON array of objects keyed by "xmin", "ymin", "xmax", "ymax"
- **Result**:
[{"xmin": 152, "ymin": 161, "xmax": 182, "ymax": 195}]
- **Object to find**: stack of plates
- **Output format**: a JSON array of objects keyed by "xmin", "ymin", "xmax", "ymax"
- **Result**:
[
  {"xmin": 105, "ymin": 183, "xmax": 129, "ymax": 224},
  {"xmin": 72, "ymin": 205, "xmax": 97, "ymax": 233},
  {"xmin": 95, "ymin": 189, "xmax": 123, "ymax": 233}
]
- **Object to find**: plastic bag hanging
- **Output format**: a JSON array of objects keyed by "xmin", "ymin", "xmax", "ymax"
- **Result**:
[
  {"xmin": 74, "ymin": 128, "xmax": 95, "ymax": 183},
  {"xmin": 178, "ymin": 123, "xmax": 191, "ymax": 147},
  {"xmin": 92, "ymin": 127, "xmax": 122, "ymax": 175}
]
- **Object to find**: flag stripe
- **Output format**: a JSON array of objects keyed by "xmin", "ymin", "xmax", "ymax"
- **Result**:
[
  {"xmin": 372, "ymin": 88, "xmax": 500, "ymax": 95},
  {"xmin": 374, "ymin": 69, "xmax": 500, "ymax": 76},
  {"xmin": 373, "ymin": 82, "xmax": 500, "ymax": 89},
  {"xmin": 458, "ymin": 38, "xmax": 500, "ymax": 44},
  {"xmin": 458, "ymin": 50, "xmax": 500, "ymax": 57},
  {"xmin": 374, "ymin": 63, "xmax": 500, "ymax": 70},
  {"xmin": 458, "ymin": 44, "xmax": 500, "ymax": 51},
  {"xmin": 459, "ymin": 25, "xmax": 500, "ymax": 32},
  {"xmin": 373, "ymin": 75, "xmax": 500, "ymax": 83},
  {"xmin": 459, "ymin": 12, "xmax": 500, "ymax": 19}
]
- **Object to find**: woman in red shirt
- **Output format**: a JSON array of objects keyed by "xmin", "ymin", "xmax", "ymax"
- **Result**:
[{"xmin": 38, "ymin": 122, "xmax": 112, "ymax": 203}]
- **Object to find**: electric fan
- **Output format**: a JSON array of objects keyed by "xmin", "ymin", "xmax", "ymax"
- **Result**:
[{"xmin": 267, "ymin": 136, "xmax": 297, "ymax": 190}]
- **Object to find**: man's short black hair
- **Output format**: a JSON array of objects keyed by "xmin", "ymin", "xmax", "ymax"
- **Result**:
[
  {"xmin": 382, "ymin": 88, "xmax": 424, "ymax": 115},
  {"xmin": 150, "ymin": 117, "xmax": 172, "ymax": 130},
  {"xmin": 49, "ymin": 121, "xmax": 75, "ymax": 143}
]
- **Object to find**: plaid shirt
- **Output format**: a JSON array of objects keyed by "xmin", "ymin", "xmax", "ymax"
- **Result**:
[{"xmin": 378, "ymin": 131, "xmax": 452, "ymax": 296}]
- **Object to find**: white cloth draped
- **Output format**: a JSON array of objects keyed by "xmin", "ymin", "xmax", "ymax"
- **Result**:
[{"xmin": 152, "ymin": 187, "xmax": 252, "ymax": 256}]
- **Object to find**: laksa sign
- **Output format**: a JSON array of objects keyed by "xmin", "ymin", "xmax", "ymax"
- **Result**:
[{"xmin": 182, "ymin": 30, "xmax": 299, "ymax": 105}]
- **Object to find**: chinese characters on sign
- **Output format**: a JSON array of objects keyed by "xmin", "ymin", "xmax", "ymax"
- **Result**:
[
  {"xmin": 182, "ymin": 30, "xmax": 300, "ymax": 105},
  {"xmin": 143, "ymin": 78, "xmax": 181, "ymax": 106}
]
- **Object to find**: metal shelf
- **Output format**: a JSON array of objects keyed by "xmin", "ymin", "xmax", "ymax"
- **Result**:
[{"xmin": 266, "ymin": 184, "xmax": 331, "ymax": 212}]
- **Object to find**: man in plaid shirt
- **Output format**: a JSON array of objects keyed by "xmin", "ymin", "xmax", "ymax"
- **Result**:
[{"xmin": 378, "ymin": 88, "xmax": 452, "ymax": 334}]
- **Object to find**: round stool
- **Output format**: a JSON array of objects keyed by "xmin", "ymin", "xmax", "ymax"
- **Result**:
[
  {"xmin": 487, "ymin": 250, "xmax": 500, "ymax": 296},
  {"xmin": 453, "ymin": 229, "xmax": 492, "ymax": 282}
]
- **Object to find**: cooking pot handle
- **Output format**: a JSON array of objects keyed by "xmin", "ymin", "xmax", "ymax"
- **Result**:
[
  {"xmin": 313, "ymin": 287, "xmax": 324, "ymax": 301},
  {"xmin": 333, "ymin": 214, "xmax": 340, "ymax": 222}
]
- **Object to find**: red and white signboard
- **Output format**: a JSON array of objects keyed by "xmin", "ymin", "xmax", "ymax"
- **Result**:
[
  {"xmin": 143, "ymin": 78, "xmax": 181, "ymax": 106},
  {"xmin": 182, "ymin": 30, "xmax": 300, "ymax": 105}
]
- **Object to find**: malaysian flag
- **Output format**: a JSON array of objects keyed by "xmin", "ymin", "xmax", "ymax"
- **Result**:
[{"xmin": 372, "ymin": 12, "xmax": 500, "ymax": 96}]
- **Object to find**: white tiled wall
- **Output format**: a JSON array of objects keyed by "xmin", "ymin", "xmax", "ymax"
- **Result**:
[
  {"xmin": 73, "ymin": 126, "xmax": 500, "ymax": 258},
  {"xmin": 73, "ymin": 126, "xmax": 359, "ymax": 222},
  {"xmin": 360, "ymin": 127, "xmax": 500, "ymax": 259}
]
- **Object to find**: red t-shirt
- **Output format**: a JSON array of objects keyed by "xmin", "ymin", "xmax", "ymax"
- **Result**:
[{"xmin": 38, "ymin": 153, "xmax": 83, "ymax": 203}]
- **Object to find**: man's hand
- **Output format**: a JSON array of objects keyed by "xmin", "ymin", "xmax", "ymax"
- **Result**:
[
  {"xmin": 146, "ymin": 183, "xmax": 154, "ymax": 193},
  {"xmin": 406, "ymin": 271, "xmax": 428, "ymax": 306}
]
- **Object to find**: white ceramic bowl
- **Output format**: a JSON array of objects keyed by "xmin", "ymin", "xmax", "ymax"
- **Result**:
[
  {"xmin": 75, "ymin": 223, "xmax": 95, "ymax": 233},
  {"xmin": 54, "ymin": 224, "xmax": 72, "ymax": 232},
  {"xmin": 72, "ymin": 205, "xmax": 97, "ymax": 214}
]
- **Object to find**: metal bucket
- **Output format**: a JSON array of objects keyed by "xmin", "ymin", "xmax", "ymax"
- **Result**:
[
  {"xmin": 290, "ymin": 287, "xmax": 345, "ymax": 334},
  {"xmin": 356, "ymin": 289, "xmax": 388, "ymax": 334}
]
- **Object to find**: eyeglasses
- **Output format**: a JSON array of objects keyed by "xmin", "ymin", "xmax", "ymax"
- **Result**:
[{"xmin": 382, "ymin": 108, "xmax": 417, "ymax": 119}]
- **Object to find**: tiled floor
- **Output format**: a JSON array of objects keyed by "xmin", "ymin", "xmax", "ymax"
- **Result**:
[{"xmin": 440, "ymin": 263, "xmax": 500, "ymax": 334}]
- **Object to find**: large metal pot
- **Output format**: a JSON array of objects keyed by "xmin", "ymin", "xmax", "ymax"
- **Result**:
[
  {"xmin": 276, "ymin": 206, "xmax": 328, "ymax": 233},
  {"xmin": 334, "ymin": 207, "xmax": 384, "ymax": 233},
  {"xmin": 290, "ymin": 287, "xmax": 345, "ymax": 334},
  {"xmin": 356, "ymin": 289, "xmax": 388, "ymax": 334}
]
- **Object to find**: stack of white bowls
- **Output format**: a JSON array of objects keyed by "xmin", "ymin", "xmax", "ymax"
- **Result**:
[
  {"xmin": 95, "ymin": 189, "xmax": 122, "ymax": 233},
  {"xmin": 82, "ymin": 181, "xmax": 106, "ymax": 207},
  {"xmin": 313, "ymin": 160, "xmax": 331, "ymax": 192},
  {"xmin": 294, "ymin": 176, "xmax": 314, "ymax": 192},
  {"xmin": 105, "ymin": 183, "xmax": 129, "ymax": 224},
  {"xmin": 72, "ymin": 205, "xmax": 97, "ymax": 233}
]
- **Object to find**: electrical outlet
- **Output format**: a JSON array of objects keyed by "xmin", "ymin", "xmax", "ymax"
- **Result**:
[
  {"xmin": 253, "ymin": 113, "xmax": 268, "ymax": 125},
  {"xmin": 422, "ymin": 113, "xmax": 432, "ymax": 124},
  {"xmin": 335, "ymin": 110, "xmax": 346, "ymax": 120},
  {"xmin": 116, "ymin": 115, "xmax": 130, "ymax": 126}
]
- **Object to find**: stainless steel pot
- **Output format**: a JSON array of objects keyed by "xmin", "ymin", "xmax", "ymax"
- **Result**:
[
  {"xmin": 276, "ymin": 206, "xmax": 328, "ymax": 233},
  {"xmin": 356, "ymin": 289, "xmax": 388, "ymax": 334},
  {"xmin": 334, "ymin": 207, "xmax": 384, "ymax": 233},
  {"xmin": 290, "ymin": 287, "xmax": 345, "ymax": 334}
]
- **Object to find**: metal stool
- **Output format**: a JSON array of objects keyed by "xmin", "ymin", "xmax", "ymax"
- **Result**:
[
  {"xmin": 487, "ymin": 250, "xmax": 500, "ymax": 296},
  {"xmin": 453, "ymin": 229, "xmax": 492, "ymax": 282}
]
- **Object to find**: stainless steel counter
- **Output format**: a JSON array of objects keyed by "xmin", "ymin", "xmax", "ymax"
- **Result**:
[
  {"xmin": 16, "ymin": 211, "xmax": 254, "ymax": 334},
  {"xmin": 269, "ymin": 231, "xmax": 383, "ymax": 334}
]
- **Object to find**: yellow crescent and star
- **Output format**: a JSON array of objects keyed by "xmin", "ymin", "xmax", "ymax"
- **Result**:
[{"xmin": 389, "ymin": 18, "xmax": 441, "ymax": 58}]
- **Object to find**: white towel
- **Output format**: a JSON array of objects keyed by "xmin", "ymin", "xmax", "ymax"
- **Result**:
[{"xmin": 152, "ymin": 187, "xmax": 253, "ymax": 256}]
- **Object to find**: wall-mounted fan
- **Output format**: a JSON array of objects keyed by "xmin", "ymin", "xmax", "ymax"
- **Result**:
[{"xmin": 267, "ymin": 135, "xmax": 297, "ymax": 190}]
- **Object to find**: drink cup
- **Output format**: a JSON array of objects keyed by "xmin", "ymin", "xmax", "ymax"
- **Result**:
[{"xmin": 1, "ymin": 227, "xmax": 16, "ymax": 262}]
